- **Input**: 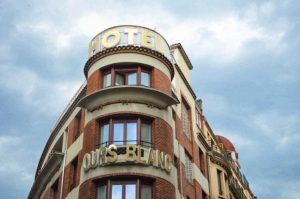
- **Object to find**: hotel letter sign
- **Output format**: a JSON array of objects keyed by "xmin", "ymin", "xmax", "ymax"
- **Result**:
[{"xmin": 88, "ymin": 26, "xmax": 171, "ymax": 61}]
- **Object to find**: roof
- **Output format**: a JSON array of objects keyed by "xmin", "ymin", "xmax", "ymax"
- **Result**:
[{"xmin": 216, "ymin": 135, "xmax": 237, "ymax": 152}]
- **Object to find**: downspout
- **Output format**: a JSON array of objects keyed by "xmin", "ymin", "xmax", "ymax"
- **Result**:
[
  {"xmin": 206, "ymin": 153, "xmax": 212, "ymax": 199},
  {"xmin": 59, "ymin": 150, "xmax": 67, "ymax": 199},
  {"xmin": 178, "ymin": 142, "xmax": 184, "ymax": 199}
]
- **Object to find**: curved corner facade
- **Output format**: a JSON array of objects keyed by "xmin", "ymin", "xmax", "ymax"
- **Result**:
[{"xmin": 29, "ymin": 25, "xmax": 255, "ymax": 199}]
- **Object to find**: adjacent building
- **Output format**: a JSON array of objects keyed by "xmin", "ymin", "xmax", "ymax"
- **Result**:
[{"xmin": 28, "ymin": 25, "xmax": 254, "ymax": 199}]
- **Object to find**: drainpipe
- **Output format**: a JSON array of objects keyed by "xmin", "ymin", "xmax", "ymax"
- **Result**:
[
  {"xmin": 206, "ymin": 153, "xmax": 212, "ymax": 199},
  {"xmin": 59, "ymin": 150, "xmax": 67, "ymax": 199},
  {"xmin": 178, "ymin": 142, "xmax": 184, "ymax": 199}
]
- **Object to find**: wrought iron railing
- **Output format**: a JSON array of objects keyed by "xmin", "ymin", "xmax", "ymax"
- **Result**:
[
  {"xmin": 96, "ymin": 140, "xmax": 154, "ymax": 148},
  {"xmin": 95, "ymin": 140, "xmax": 154, "ymax": 156}
]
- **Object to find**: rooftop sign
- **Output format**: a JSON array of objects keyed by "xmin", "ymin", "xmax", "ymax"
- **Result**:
[{"xmin": 88, "ymin": 25, "xmax": 172, "ymax": 61}]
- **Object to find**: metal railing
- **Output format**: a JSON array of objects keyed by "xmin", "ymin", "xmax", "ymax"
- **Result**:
[
  {"xmin": 96, "ymin": 140, "xmax": 154, "ymax": 148},
  {"xmin": 96, "ymin": 140, "xmax": 154, "ymax": 156}
]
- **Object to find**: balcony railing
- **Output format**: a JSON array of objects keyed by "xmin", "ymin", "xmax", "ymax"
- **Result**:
[
  {"xmin": 28, "ymin": 151, "xmax": 64, "ymax": 199},
  {"xmin": 96, "ymin": 140, "xmax": 154, "ymax": 148},
  {"xmin": 229, "ymin": 176, "xmax": 247, "ymax": 199},
  {"xmin": 96, "ymin": 140, "xmax": 154, "ymax": 155}
]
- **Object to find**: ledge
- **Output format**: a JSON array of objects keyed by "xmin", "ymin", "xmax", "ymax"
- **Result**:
[
  {"xmin": 78, "ymin": 86, "xmax": 179, "ymax": 111},
  {"xmin": 28, "ymin": 151, "xmax": 64, "ymax": 199}
]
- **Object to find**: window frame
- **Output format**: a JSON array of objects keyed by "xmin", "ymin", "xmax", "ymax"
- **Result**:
[
  {"xmin": 102, "ymin": 65, "xmax": 152, "ymax": 88},
  {"xmin": 99, "ymin": 117, "xmax": 152, "ymax": 147},
  {"xmin": 97, "ymin": 178, "xmax": 153, "ymax": 199},
  {"xmin": 74, "ymin": 110, "xmax": 82, "ymax": 141},
  {"xmin": 195, "ymin": 108, "xmax": 202, "ymax": 129},
  {"xmin": 198, "ymin": 147, "xmax": 205, "ymax": 175},
  {"xmin": 70, "ymin": 156, "xmax": 78, "ymax": 191},
  {"xmin": 184, "ymin": 151, "xmax": 193, "ymax": 183},
  {"xmin": 217, "ymin": 169, "xmax": 224, "ymax": 196},
  {"xmin": 181, "ymin": 98, "xmax": 191, "ymax": 140}
]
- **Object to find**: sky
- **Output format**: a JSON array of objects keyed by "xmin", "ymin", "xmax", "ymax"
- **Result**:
[{"xmin": 0, "ymin": 0, "xmax": 299, "ymax": 198}]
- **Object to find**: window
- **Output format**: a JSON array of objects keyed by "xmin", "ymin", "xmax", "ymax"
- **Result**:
[
  {"xmin": 70, "ymin": 157, "xmax": 78, "ymax": 191},
  {"xmin": 74, "ymin": 111, "xmax": 82, "ymax": 141},
  {"xmin": 103, "ymin": 73, "xmax": 112, "ymax": 87},
  {"xmin": 199, "ymin": 147, "xmax": 205, "ymax": 174},
  {"xmin": 50, "ymin": 179, "xmax": 59, "ymax": 199},
  {"xmin": 141, "ymin": 72, "xmax": 150, "ymax": 87},
  {"xmin": 99, "ymin": 118, "xmax": 152, "ymax": 147},
  {"xmin": 202, "ymin": 190, "xmax": 207, "ymax": 199},
  {"xmin": 185, "ymin": 152, "xmax": 193, "ymax": 183},
  {"xmin": 182, "ymin": 101, "xmax": 191, "ymax": 140},
  {"xmin": 97, "ymin": 179, "xmax": 152, "ymax": 199},
  {"xmin": 195, "ymin": 109, "xmax": 201, "ymax": 129},
  {"xmin": 217, "ymin": 169, "xmax": 223, "ymax": 195},
  {"xmin": 102, "ymin": 65, "xmax": 151, "ymax": 88}
]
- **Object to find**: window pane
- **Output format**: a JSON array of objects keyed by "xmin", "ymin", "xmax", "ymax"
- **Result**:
[
  {"xmin": 112, "ymin": 185, "xmax": 122, "ymax": 199},
  {"xmin": 100, "ymin": 124, "xmax": 109, "ymax": 146},
  {"xmin": 185, "ymin": 153, "xmax": 193, "ymax": 183},
  {"xmin": 141, "ymin": 123, "xmax": 151, "ymax": 147},
  {"xmin": 125, "ymin": 184, "xmax": 136, "ymax": 199},
  {"xmin": 103, "ymin": 73, "xmax": 111, "ymax": 88},
  {"xmin": 141, "ymin": 184, "xmax": 152, "ymax": 199},
  {"xmin": 182, "ymin": 104, "xmax": 191, "ymax": 139},
  {"xmin": 127, "ymin": 122, "xmax": 137, "ymax": 144},
  {"xmin": 128, "ymin": 72, "xmax": 137, "ymax": 85},
  {"xmin": 141, "ymin": 72, "xmax": 150, "ymax": 87},
  {"xmin": 115, "ymin": 73, "xmax": 125, "ymax": 85},
  {"xmin": 113, "ymin": 123, "xmax": 124, "ymax": 145},
  {"xmin": 217, "ymin": 170, "xmax": 223, "ymax": 195},
  {"xmin": 97, "ymin": 185, "xmax": 106, "ymax": 199}
]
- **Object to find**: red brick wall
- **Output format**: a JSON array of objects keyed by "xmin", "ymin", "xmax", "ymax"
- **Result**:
[
  {"xmin": 82, "ymin": 120, "xmax": 98, "ymax": 154},
  {"xmin": 67, "ymin": 109, "xmax": 85, "ymax": 148},
  {"xmin": 62, "ymin": 151, "xmax": 84, "ymax": 198},
  {"xmin": 87, "ymin": 70, "xmax": 101, "ymax": 94},
  {"xmin": 174, "ymin": 108, "xmax": 209, "ymax": 197},
  {"xmin": 174, "ymin": 112, "xmax": 193, "ymax": 156},
  {"xmin": 153, "ymin": 117, "xmax": 174, "ymax": 156},
  {"xmin": 78, "ymin": 180, "xmax": 96, "ymax": 199},
  {"xmin": 152, "ymin": 67, "xmax": 171, "ymax": 95}
]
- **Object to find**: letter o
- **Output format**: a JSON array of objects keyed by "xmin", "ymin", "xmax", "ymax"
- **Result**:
[
  {"xmin": 83, "ymin": 153, "xmax": 91, "ymax": 172},
  {"xmin": 102, "ymin": 30, "xmax": 121, "ymax": 48}
]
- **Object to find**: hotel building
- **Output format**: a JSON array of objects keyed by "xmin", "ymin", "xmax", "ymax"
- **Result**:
[{"xmin": 28, "ymin": 25, "xmax": 254, "ymax": 199}]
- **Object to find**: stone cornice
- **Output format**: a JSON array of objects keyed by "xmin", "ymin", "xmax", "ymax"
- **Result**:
[{"xmin": 84, "ymin": 45, "xmax": 174, "ymax": 79}]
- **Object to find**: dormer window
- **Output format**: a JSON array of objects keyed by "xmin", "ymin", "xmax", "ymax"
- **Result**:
[{"xmin": 102, "ymin": 65, "xmax": 151, "ymax": 88}]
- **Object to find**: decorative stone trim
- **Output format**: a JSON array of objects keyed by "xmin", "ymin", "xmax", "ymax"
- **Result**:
[
  {"xmin": 87, "ymin": 100, "xmax": 165, "ymax": 112},
  {"xmin": 84, "ymin": 45, "xmax": 174, "ymax": 79}
]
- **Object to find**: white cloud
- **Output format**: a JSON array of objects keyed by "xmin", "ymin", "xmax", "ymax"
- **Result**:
[
  {"xmin": 12, "ymin": 1, "xmax": 286, "ymax": 66},
  {"xmin": 0, "ymin": 64, "xmax": 82, "ymax": 115},
  {"xmin": 251, "ymin": 111, "xmax": 300, "ymax": 146},
  {"xmin": 0, "ymin": 135, "xmax": 33, "ymax": 186}
]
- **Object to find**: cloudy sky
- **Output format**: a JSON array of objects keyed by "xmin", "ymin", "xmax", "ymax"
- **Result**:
[{"xmin": 0, "ymin": 0, "xmax": 299, "ymax": 198}]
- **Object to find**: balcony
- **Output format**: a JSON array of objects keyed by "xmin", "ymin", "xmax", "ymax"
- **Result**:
[
  {"xmin": 229, "ymin": 176, "xmax": 247, "ymax": 199},
  {"xmin": 28, "ymin": 151, "xmax": 64, "ymax": 199},
  {"xmin": 78, "ymin": 86, "xmax": 179, "ymax": 111}
]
